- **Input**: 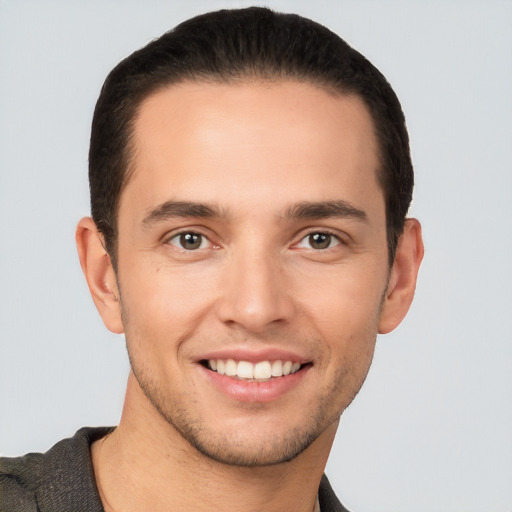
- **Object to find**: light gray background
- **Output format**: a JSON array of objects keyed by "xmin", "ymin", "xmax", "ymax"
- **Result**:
[{"xmin": 1, "ymin": 1, "xmax": 511, "ymax": 511}]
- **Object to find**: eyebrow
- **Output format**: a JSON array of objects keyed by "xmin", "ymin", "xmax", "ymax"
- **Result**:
[
  {"xmin": 285, "ymin": 200, "xmax": 368, "ymax": 221},
  {"xmin": 141, "ymin": 199, "xmax": 367, "ymax": 228},
  {"xmin": 142, "ymin": 201, "xmax": 224, "ymax": 227}
]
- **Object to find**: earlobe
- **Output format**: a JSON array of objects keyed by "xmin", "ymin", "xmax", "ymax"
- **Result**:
[
  {"xmin": 75, "ymin": 217, "xmax": 124, "ymax": 334},
  {"xmin": 378, "ymin": 218, "xmax": 424, "ymax": 334}
]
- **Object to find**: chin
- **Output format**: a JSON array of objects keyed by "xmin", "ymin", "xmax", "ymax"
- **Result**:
[
  {"xmin": 176, "ymin": 422, "xmax": 324, "ymax": 467},
  {"xmin": 150, "ymin": 387, "xmax": 343, "ymax": 468},
  {"xmin": 133, "ymin": 368, "xmax": 339, "ymax": 467},
  {"xmin": 128, "ymin": 339, "xmax": 369, "ymax": 467}
]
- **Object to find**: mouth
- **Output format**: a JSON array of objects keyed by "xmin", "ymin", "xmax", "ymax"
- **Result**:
[{"xmin": 200, "ymin": 359, "xmax": 310, "ymax": 382}]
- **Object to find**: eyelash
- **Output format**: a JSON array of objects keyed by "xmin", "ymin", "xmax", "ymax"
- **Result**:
[
  {"xmin": 165, "ymin": 229, "xmax": 345, "ymax": 252},
  {"xmin": 294, "ymin": 230, "xmax": 344, "ymax": 251},
  {"xmin": 166, "ymin": 231, "xmax": 214, "ymax": 251}
]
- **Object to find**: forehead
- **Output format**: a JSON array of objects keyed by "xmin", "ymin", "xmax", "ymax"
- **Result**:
[{"xmin": 122, "ymin": 80, "xmax": 381, "ymax": 217}]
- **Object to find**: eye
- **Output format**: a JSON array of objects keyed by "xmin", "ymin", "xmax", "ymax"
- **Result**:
[
  {"xmin": 168, "ymin": 232, "xmax": 210, "ymax": 250},
  {"xmin": 296, "ymin": 232, "xmax": 341, "ymax": 250}
]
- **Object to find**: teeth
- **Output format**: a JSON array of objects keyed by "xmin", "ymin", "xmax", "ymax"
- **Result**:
[
  {"xmin": 225, "ymin": 359, "xmax": 237, "ymax": 376},
  {"xmin": 254, "ymin": 361, "xmax": 272, "ymax": 379},
  {"xmin": 207, "ymin": 359, "xmax": 303, "ymax": 380},
  {"xmin": 237, "ymin": 361, "xmax": 254, "ymax": 379},
  {"xmin": 271, "ymin": 360, "xmax": 282, "ymax": 377}
]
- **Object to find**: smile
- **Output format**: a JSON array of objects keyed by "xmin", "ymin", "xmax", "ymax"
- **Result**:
[{"xmin": 206, "ymin": 359, "xmax": 303, "ymax": 381}]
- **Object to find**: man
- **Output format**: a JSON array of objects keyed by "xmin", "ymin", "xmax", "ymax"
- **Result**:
[{"xmin": 0, "ymin": 7, "xmax": 423, "ymax": 512}]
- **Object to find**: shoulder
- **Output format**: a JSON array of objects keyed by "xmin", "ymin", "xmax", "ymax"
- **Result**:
[
  {"xmin": 318, "ymin": 474, "xmax": 352, "ymax": 512},
  {"xmin": 0, "ymin": 427, "xmax": 113, "ymax": 512},
  {"xmin": 0, "ymin": 450, "xmax": 45, "ymax": 512}
]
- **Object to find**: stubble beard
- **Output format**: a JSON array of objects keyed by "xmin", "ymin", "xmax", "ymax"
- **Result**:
[
  {"xmin": 126, "ymin": 338, "xmax": 374, "ymax": 468},
  {"xmin": 119, "ymin": 283, "xmax": 381, "ymax": 468}
]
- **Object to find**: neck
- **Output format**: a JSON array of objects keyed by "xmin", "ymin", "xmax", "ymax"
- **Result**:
[{"xmin": 92, "ymin": 373, "xmax": 337, "ymax": 512}]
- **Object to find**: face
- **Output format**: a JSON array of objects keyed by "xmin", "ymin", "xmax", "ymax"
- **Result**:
[{"xmin": 114, "ymin": 81, "xmax": 390, "ymax": 466}]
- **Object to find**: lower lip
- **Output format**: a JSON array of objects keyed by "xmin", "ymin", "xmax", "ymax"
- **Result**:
[{"xmin": 200, "ymin": 365, "xmax": 310, "ymax": 403}]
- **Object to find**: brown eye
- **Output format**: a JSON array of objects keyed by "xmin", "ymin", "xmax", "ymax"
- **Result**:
[
  {"xmin": 309, "ymin": 233, "xmax": 331, "ymax": 249},
  {"xmin": 169, "ymin": 232, "xmax": 207, "ymax": 250},
  {"xmin": 296, "ymin": 232, "xmax": 340, "ymax": 250}
]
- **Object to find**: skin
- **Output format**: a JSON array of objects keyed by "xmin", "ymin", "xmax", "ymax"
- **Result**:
[{"xmin": 76, "ymin": 80, "xmax": 423, "ymax": 512}]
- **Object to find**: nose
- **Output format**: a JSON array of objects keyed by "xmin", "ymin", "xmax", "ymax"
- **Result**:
[{"xmin": 215, "ymin": 245, "xmax": 295, "ymax": 333}]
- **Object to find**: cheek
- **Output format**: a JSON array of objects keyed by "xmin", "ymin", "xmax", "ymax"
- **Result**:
[
  {"xmin": 118, "ymin": 262, "xmax": 220, "ymax": 350},
  {"xmin": 294, "ymin": 263, "xmax": 385, "ymax": 383},
  {"xmin": 296, "ymin": 264, "xmax": 386, "ymax": 334}
]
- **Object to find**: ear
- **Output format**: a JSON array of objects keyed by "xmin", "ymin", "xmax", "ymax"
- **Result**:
[
  {"xmin": 378, "ymin": 218, "xmax": 424, "ymax": 334},
  {"xmin": 75, "ymin": 217, "xmax": 124, "ymax": 334}
]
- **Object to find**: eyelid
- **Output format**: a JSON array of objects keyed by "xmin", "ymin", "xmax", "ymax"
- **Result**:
[
  {"xmin": 162, "ymin": 227, "xmax": 219, "ymax": 250},
  {"xmin": 168, "ymin": 232, "xmax": 209, "ymax": 250},
  {"xmin": 292, "ymin": 228, "xmax": 347, "ymax": 248}
]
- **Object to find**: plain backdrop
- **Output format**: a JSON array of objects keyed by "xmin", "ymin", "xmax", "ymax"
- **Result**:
[{"xmin": 1, "ymin": 1, "xmax": 511, "ymax": 511}]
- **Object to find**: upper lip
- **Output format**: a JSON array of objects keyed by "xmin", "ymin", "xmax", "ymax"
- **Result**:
[{"xmin": 197, "ymin": 347, "xmax": 311, "ymax": 365}]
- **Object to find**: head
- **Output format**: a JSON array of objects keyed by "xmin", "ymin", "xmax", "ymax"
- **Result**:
[
  {"xmin": 78, "ymin": 7, "xmax": 423, "ymax": 468},
  {"xmin": 89, "ymin": 7, "xmax": 413, "ymax": 269}
]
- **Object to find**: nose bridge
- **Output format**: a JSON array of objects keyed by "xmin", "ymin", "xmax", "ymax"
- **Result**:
[{"xmin": 217, "ymin": 235, "xmax": 294, "ymax": 332}]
